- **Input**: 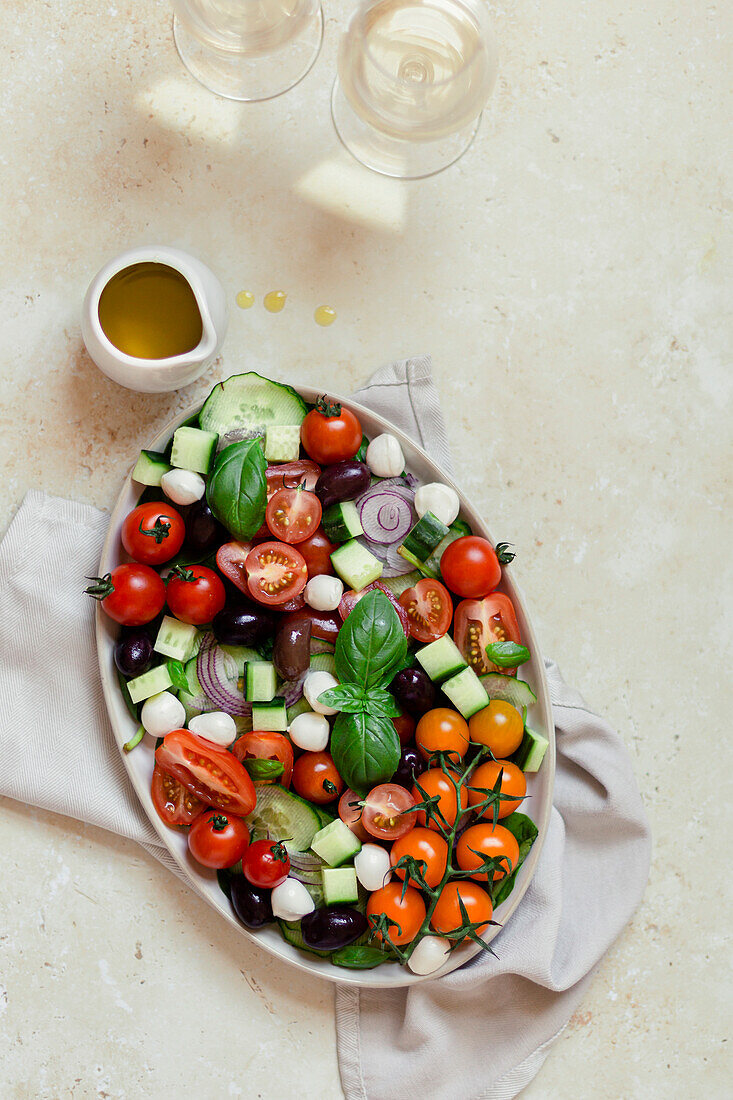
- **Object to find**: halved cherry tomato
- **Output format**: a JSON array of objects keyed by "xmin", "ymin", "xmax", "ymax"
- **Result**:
[
  {"xmin": 398, "ymin": 579, "xmax": 453, "ymax": 643},
  {"xmin": 412, "ymin": 768, "xmax": 469, "ymax": 831},
  {"xmin": 454, "ymin": 594, "xmax": 521, "ymax": 676},
  {"xmin": 165, "ymin": 564, "xmax": 226, "ymax": 625},
  {"xmin": 301, "ymin": 398, "xmax": 362, "ymax": 464},
  {"xmin": 391, "ymin": 713, "xmax": 416, "ymax": 746},
  {"xmin": 430, "ymin": 881, "xmax": 493, "ymax": 939},
  {"xmin": 415, "ymin": 708, "xmax": 470, "ymax": 763},
  {"xmin": 468, "ymin": 700, "xmax": 524, "ymax": 757},
  {"xmin": 121, "ymin": 502, "xmax": 185, "ymax": 566},
  {"xmin": 242, "ymin": 839, "xmax": 291, "ymax": 888},
  {"xmin": 455, "ymin": 823, "xmax": 520, "ymax": 882},
  {"xmin": 216, "ymin": 541, "xmax": 253, "ymax": 595},
  {"xmin": 390, "ymin": 826, "xmax": 448, "ymax": 888},
  {"xmin": 338, "ymin": 788, "xmax": 370, "ymax": 843},
  {"xmin": 86, "ymin": 563, "xmax": 166, "ymax": 626},
  {"xmin": 292, "ymin": 751, "xmax": 344, "ymax": 804},
  {"xmin": 361, "ymin": 784, "xmax": 417, "ymax": 840},
  {"xmin": 231, "ymin": 732, "xmax": 294, "ymax": 788},
  {"xmin": 266, "ymin": 460, "xmax": 321, "ymax": 497},
  {"xmin": 366, "ymin": 882, "xmax": 426, "ymax": 946},
  {"xmin": 468, "ymin": 760, "xmax": 526, "ymax": 820},
  {"xmin": 338, "ymin": 582, "xmax": 409, "ymax": 636},
  {"xmin": 155, "ymin": 730, "xmax": 256, "ymax": 816},
  {"xmin": 245, "ymin": 541, "xmax": 308, "ymax": 606},
  {"xmin": 266, "ymin": 487, "xmax": 322, "ymax": 545},
  {"xmin": 298, "ymin": 528, "xmax": 336, "ymax": 577},
  {"xmin": 440, "ymin": 537, "xmax": 501, "ymax": 600},
  {"xmin": 151, "ymin": 763, "xmax": 205, "ymax": 827},
  {"xmin": 188, "ymin": 810, "xmax": 250, "ymax": 869}
]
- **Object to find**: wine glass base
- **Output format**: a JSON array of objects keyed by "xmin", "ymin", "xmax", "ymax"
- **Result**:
[
  {"xmin": 331, "ymin": 78, "xmax": 482, "ymax": 180},
  {"xmin": 173, "ymin": 9, "xmax": 324, "ymax": 103}
]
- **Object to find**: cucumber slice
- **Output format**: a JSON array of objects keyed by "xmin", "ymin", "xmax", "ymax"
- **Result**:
[
  {"xmin": 398, "ymin": 512, "xmax": 450, "ymax": 568},
  {"xmin": 127, "ymin": 664, "xmax": 173, "ymax": 704},
  {"xmin": 480, "ymin": 673, "xmax": 537, "ymax": 710},
  {"xmin": 311, "ymin": 819, "xmax": 362, "ymax": 867},
  {"xmin": 277, "ymin": 918, "xmax": 330, "ymax": 957},
  {"xmin": 219, "ymin": 643, "xmax": 260, "ymax": 675},
  {"xmin": 513, "ymin": 727, "xmax": 549, "ymax": 772},
  {"xmin": 265, "ymin": 425, "xmax": 301, "ymax": 462},
  {"xmin": 322, "ymin": 501, "xmax": 363, "ymax": 544},
  {"xmin": 416, "ymin": 634, "xmax": 467, "ymax": 683},
  {"xmin": 132, "ymin": 449, "xmax": 171, "ymax": 487},
  {"xmin": 286, "ymin": 696, "xmax": 312, "ymax": 722},
  {"xmin": 244, "ymin": 784, "xmax": 322, "ymax": 851},
  {"xmin": 330, "ymin": 540, "xmax": 383, "ymax": 590},
  {"xmin": 170, "ymin": 426, "xmax": 218, "ymax": 475},
  {"xmin": 441, "ymin": 666, "xmax": 489, "ymax": 718},
  {"xmin": 377, "ymin": 570, "xmax": 423, "ymax": 599},
  {"xmin": 199, "ymin": 371, "xmax": 308, "ymax": 444},
  {"xmin": 154, "ymin": 615, "xmax": 199, "ymax": 662},
  {"xmin": 245, "ymin": 660, "xmax": 277, "ymax": 702}
]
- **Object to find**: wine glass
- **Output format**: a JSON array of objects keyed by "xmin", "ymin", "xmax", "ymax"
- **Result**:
[
  {"xmin": 331, "ymin": 0, "xmax": 498, "ymax": 179},
  {"xmin": 172, "ymin": 0, "xmax": 324, "ymax": 102}
]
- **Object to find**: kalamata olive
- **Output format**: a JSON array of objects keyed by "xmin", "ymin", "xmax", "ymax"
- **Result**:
[
  {"xmin": 230, "ymin": 875, "xmax": 274, "ymax": 930},
  {"xmin": 315, "ymin": 461, "xmax": 371, "ymax": 509},
  {"xmin": 389, "ymin": 667, "xmax": 436, "ymax": 717},
  {"xmin": 300, "ymin": 906, "xmax": 369, "ymax": 952},
  {"xmin": 393, "ymin": 746, "xmax": 424, "ymax": 789},
  {"xmin": 213, "ymin": 603, "xmax": 276, "ymax": 647},
  {"xmin": 273, "ymin": 618, "xmax": 312, "ymax": 681},
  {"xmin": 114, "ymin": 631, "xmax": 153, "ymax": 677},
  {"xmin": 281, "ymin": 607, "xmax": 342, "ymax": 644},
  {"xmin": 185, "ymin": 499, "xmax": 226, "ymax": 554}
]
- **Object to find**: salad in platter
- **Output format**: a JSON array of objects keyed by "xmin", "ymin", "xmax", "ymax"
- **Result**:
[{"xmin": 87, "ymin": 371, "xmax": 549, "ymax": 975}]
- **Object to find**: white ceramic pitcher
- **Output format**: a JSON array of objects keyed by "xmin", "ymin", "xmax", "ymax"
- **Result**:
[{"xmin": 81, "ymin": 245, "xmax": 229, "ymax": 393}]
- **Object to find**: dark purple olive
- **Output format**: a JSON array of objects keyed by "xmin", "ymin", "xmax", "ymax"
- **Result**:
[
  {"xmin": 389, "ymin": 666, "xmax": 436, "ymax": 717},
  {"xmin": 114, "ymin": 631, "xmax": 153, "ymax": 677},
  {"xmin": 185, "ymin": 499, "xmax": 226, "ymax": 554},
  {"xmin": 273, "ymin": 618, "xmax": 312, "ymax": 681},
  {"xmin": 213, "ymin": 602, "xmax": 275, "ymax": 647},
  {"xmin": 300, "ymin": 906, "xmax": 369, "ymax": 952},
  {"xmin": 315, "ymin": 461, "xmax": 371, "ymax": 509},
  {"xmin": 393, "ymin": 746, "xmax": 424, "ymax": 789},
  {"xmin": 230, "ymin": 875, "xmax": 274, "ymax": 930}
]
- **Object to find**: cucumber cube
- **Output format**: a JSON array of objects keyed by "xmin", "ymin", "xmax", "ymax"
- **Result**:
[
  {"xmin": 265, "ymin": 425, "xmax": 302, "ymax": 462},
  {"xmin": 127, "ymin": 664, "xmax": 173, "ymax": 704},
  {"xmin": 416, "ymin": 634, "xmax": 467, "ymax": 684},
  {"xmin": 132, "ymin": 449, "xmax": 171, "ymax": 487},
  {"xmin": 441, "ymin": 666, "xmax": 489, "ymax": 719},
  {"xmin": 330, "ymin": 540, "xmax": 383, "ymax": 590},
  {"xmin": 154, "ymin": 616, "xmax": 199, "ymax": 662},
  {"xmin": 322, "ymin": 501, "xmax": 363, "ymax": 544},
  {"xmin": 251, "ymin": 699, "xmax": 288, "ymax": 732},
  {"xmin": 311, "ymin": 819, "xmax": 362, "ymax": 867},
  {"xmin": 245, "ymin": 661, "xmax": 277, "ymax": 702},
  {"xmin": 170, "ymin": 426, "xmax": 219, "ymax": 475},
  {"xmin": 322, "ymin": 866, "xmax": 359, "ymax": 906}
]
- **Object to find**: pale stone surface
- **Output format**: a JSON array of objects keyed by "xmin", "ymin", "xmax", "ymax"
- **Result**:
[{"xmin": 0, "ymin": 1, "xmax": 730, "ymax": 1097}]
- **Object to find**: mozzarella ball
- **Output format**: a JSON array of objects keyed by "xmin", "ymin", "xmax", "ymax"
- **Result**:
[
  {"xmin": 303, "ymin": 670, "xmax": 340, "ymax": 715},
  {"xmin": 271, "ymin": 877, "xmax": 315, "ymax": 921},
  {"xmin": 305, "ymin": 574, "xmax": 344, "ymax": 612},
  {"xmin": 366, "ymin": 433, "xmax": 405, "ymax": 479},
  {"xmin": 289, "ymin": 711, "xmax": 330, "ymax": 751},
  {"xmin": 354, "ymin": 844, "xmax": 392, "ymax": 893},
  {"xmin": 407, "ymin": 935, "xmax": 452, "ymax": 976},
  {"xmin": 414, "ymin": 482, "xmax": 460, "ymax": 527},
  {"xmin": 140, "ymin": 691, "xmax": 185, "ymax": 738},
  {"xmin": 188, "ymin": 710, "xmax": 237, "ymax": 747},
  {"xmin": 160, "ymin": 468, "xmax": 206, "ymax": 506}
]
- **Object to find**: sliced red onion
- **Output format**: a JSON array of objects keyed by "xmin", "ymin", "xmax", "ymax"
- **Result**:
[
  {"xmin": 288, "ymin": 850, "xmax": 327, "ymax": 882},
  {"xmin": 276, "ymin": 670, "xmax": 307, "ymax": 709},
  {"xmin": 356, "ymin": 484, "xmax": 415, "ymax": 546},
  {"xmin": 356, "ymin": 538, "xmax": 415, "ymax": 578},
  {"xmin": 196, "ymin": 633, "xmax": 252, "ymax": 717}
]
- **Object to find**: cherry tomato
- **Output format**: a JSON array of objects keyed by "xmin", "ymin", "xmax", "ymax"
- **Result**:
[
  {"xmin": 188, "ymin": 809, "xmax": 250, "ymax": 869},
  {"xmin": 338, "ymin": 788, "xmax": 370, "ymax": 843},
  {"xmin": 415, "ymin": 708, "xmax": 470, "ymax": 763},
  {"xmin": 454, "ymin": 594, "xmax": 521, "ymax": 676},
  {"xmin": 216, "ymin": 541, "xmax": 253, "ymax": 595},
  {"xmin": 391, "ymin": 713, "xmax": 416, "ymax": 746},
  {"xmin": 245, "ymin": 541, "xmax": 308, "ymax": 606},
  {"xmin": 292, "ymin": 751, "xmax": 344, "ymax": 804},
  {"xmin": 338, "ymin": 582, "xmax": 409, "ymax": 636},
  {"xmin": 165, "ymin": 564, "xmax": 226, "ymax": 625},
  {"xmin": 361, "ymin": 784, "xmax": 417, "ymax": 841},
  {"xmin": 265, "ymin": 487, "xmax": 322, "ymax": 545},
  {"xmin": 390, "ymin": 827, "xmax": 448, "ymax": 888},
  {"xmin": 455, "ymin": 823, "xmax": 520, "ymax": 882},
  {"xmin": 301, "ymin": 397, "xmax": 362, "ymax": 464},
  {"xmin": 430, "ymin": 881, "xmax": 493, "ymax": 939},
  {"xmin": 266, "ymin": 460, "xmax": 321, "ymax": 497},
  {"xmin": 86, "ymin": 564, "xmax": 166, "ymax": 626},
  {"xmin": 121, "ymin": 502, "xmax": 185, "ymax": 566},
  {"xmin": 440, "ymin": 537, "xmax": 501, "ymax": 600},
  {"xmin": 151, "ymin": 764, "xmax": 205, "ymax": 827},
  {"xmin": 366, "ymin": 882, "xmax": 426, "ymax": 946},
  {"xmin": 156, "ymin": 730, "xmax": 256, "ymax": 817},
  {"xmin": 398, "ymin": 579, "xmax": 453, "ymax": 644},
  {"xmin": 412, "ymin": 768, "xmax": 469, "ymax": 831},
  {"xmin": 468, "ymin": 701, "xmax": 524, "ymax": 758},
  {"xmin": 231, "ymin": 732, "xmax": 294, "ymax": 788},
  {"xmin": 468, "ymin": 760, "xmax": 526, "ymax": 820},
  {"xmin": 242, "ymin": 839, "xmax": 291, "ymax": 888},
  {"xmin": 298, "ymin": 528, "xmax": 336, "ymax": 577}
]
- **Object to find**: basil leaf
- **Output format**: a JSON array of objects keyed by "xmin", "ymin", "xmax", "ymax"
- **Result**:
[
  {"xmin": 330, "ymin": 945, "xmax": 390, "ymax": 970},
  {"xmin": 330, "ymin": 711, "xmax": 401, "ymax": 795},
  {"xmin": 318, "ymin": 684, "xmax": 367, "ymax": 713},
  {"xmin": 485, "ymin": 641, "xmax": 530, "ymax": 668},
  {"xmin": 242, "ymin": 758, "xmax": 285, "ymax": 781},
  {"xmin": 491, "ymin": 812, "xmax": 538, "ymax": 906},
  {"xmin": 334, "ymin": 590, "xmax": 408, "ymax": 690},
  {"xmin": 166, "ymin": 658, "xmax": 190, "ymax": 693},
  {"xmin": 361, "ymin": 688, "xmax": 401, "ymax": 718},
  {"xmin": 206, "ymin": 438, "xmax": 267, "ymax": 540}
]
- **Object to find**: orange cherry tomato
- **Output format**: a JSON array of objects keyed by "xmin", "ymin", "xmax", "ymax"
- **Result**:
[
  {"xmin": 455, "ymin": 823, "xmax": 520, "ymax": 882},
  {"xmin": 468, "ymin": 700, "xmax": 524, "ymax": 758},
  {"xmin": 390, "ymin": 827, "xmax": 448, "ymax": 888},
  {"xmin": 415, "ymin": 708, "xmax": 470, "ymax": 763},
  {"xmin": 411, "ymin": 768, "xmax": 469, "ymax": 831},
  {"xmin": 430, "ymin": 881, "xmax": 493, "ymax": 939},
  {"xmin": 468, "ymin": 760, "xmax": 526, "ymax": 820},
  {"xmin": 366, "ymin": 882, "xmax": 426, "ymax": 946}
]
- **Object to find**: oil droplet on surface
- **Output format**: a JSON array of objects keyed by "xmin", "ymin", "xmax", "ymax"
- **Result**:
[
  {"xmin": 264, "ymin": 290, "xmax": 287, "ymax": 313},
  {"xmin": 236, "ymin": 290, "xmax": 255, "ymax": 309},
  {"xmin": 314, "ymin": 305, "xmax": 337, "ymax": 327}
]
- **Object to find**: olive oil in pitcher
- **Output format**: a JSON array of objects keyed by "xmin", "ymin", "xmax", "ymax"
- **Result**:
[{"xmin": 98, "ymin": 262, "xmax": 203, "ymax": 360}]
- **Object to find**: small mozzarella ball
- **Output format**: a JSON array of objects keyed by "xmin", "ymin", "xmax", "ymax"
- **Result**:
[
  {"xmin": 160, "ymin": 468, "xmax": 206, "ymax": 506},
  {"xmin": 366, "ymin": 433, "xmax": 405, "ymax": 479},
  {"xmin": 271, "ymin": 877, "xmax": 315, "ymax": 921},
  {"xmin": 141, "ymin": 691, "xmax": 185, "ymax": 738},
  {"xmin": 414, "ymin": 482, "xmax": 460, "ymax": 527},
  {"xmin": 303, "ymin": 670, "xmax": 340, "ymax": 715},
  {"xmin": 354, "ymin": 844, "xmax": 392, "ymax": 893},
  {"xmin": 305, "ymin": 574, "xmax": 344, "ymax": 612},
  {"xmin": 407, "ymin": 935, "xmax": 452, "ymax": 976},
  {"xmin": 289, "ymin": 711, "xmax": 330, "ymax": 751},
  {"xmin": 188, "ymin": 710, "xmax": 237, "ymax": 747}
]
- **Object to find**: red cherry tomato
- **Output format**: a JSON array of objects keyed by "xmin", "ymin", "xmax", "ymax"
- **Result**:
[
  {"xmin": 165, "ymin": 564, "xmax": 226, "ymax": 625},
  {"xmin": 266, "ymin": 460, "xmax": 321, "ymax": 497},
  {"xmin": 151, "ymin": 764, "xmax": 205, "ymax": 827},
  {"xmin": 188, "ymin": 809, "xmax": 250, "ymax": 869},
  {"xmin": 361, "ymin": 784, "xmax": 417, "ymax": 841},
  {"xmin": 398, "ymin": 578, "xmax": 453, "ymax": 644},
  {"xmin": 391, "ymin": 713, "xmax": 416, "ymax": 746},
  {"xmin": 454, "ymin": 594, "xmax": 521, "ymax": 675},
  {"xmin": 215, "ymin": 541, "xmax": 253, "ymax": 595},
  {"xmin": 298, "ymin": 528, "xmax": 336, "ymax": 577},
  {"xmin": 338, "ymin": 788, "xmax": 370, "ymax": 843},
  {"xmin": 242, "ymin": 839, "xmax": 291, "ymax": 888},
  {"xmin": 301, "ymin": 397, "xmax": 362, "ymax": 464},
  {"xmin": 86, "ymin": 563, "xmax": 166, "ymax": 626},
  {"xmin": 245, "ymin": 541, "xmax": 308, "ymax": 606},
  {"xmin": 155, "ymin": 730, "xmax": 256, "ymax": 817},
  {"xmin": 440, "ymin": 537, "xmax": 501, "ymax": 599},
  {"xmin": 231, "ymin": 732, "xmax": 294, "ymax": 788},
  {"xmin": 430, "ymin": 881, "xmax": 493, "ymax": 939},
  {"xmin": 292, "ymin": 751, "xmax": 344, "ymax": 804},
  {"xmin": 366, "ymin": 882, "xmax": 426, "ymax": 946},
  {"xmin": 266, "ymin": 487, "xmax": 322, "ymax": 545},
  {"xmin": 121, "ymin": 502, "xmax": 185, "ymax": 566},
  {"xmin": 338, "ymin": 582, "xmax": 410, "ymax": 636}
]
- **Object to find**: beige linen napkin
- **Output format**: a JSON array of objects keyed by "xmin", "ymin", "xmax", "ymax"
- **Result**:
[{"xmin": 0, "ymin": 357, "xmax": 651, "ymax": 1099}]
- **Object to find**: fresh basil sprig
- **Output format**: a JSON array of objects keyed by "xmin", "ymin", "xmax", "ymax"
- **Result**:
[
  {"xmin": 206, "ymin": 438, "xmax": 267, "ymax": 540},
  {"xmin": 485, "ymin": 640, "xmax": 530, "ymax": 668},
  {"xmin": 333, "ymin": 588, "xmax": 408, "ymax": 689}
]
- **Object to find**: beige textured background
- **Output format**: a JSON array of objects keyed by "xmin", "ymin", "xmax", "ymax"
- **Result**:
[{"xmin": 0, "ymin": 1, "xmax": 730, "ymax": 1097}]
